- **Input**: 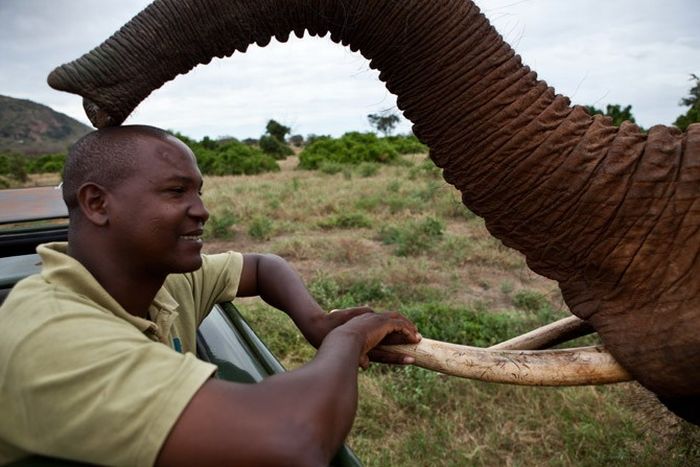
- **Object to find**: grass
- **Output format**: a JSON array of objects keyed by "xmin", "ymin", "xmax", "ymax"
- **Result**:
[
  {"xmin": 198, "ymin": 154, "xmax": 698, "ymax": 466},
  {"xmin": 378, "ymin": 217, "xmax": 445, "ymax": 256}
]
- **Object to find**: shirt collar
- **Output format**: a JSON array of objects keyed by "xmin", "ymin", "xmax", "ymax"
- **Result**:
[{"xmin": 38, "ymin": 242, "xmax": 180, "ymax": 342}]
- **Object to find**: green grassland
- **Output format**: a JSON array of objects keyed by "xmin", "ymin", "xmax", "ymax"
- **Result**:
[{"xmin": 199, "ymin": 153, "xmax": 699, "ymax": 466}]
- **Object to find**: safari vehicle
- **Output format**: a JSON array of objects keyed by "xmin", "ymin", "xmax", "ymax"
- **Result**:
[{"xmin": 0, "ymin": 185, "xmax": 362, "ymax": 467}]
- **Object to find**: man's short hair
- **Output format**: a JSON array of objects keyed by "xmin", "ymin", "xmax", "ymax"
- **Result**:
[{"xmin": 62, "ymin": 125, "xmax": 172, "ymax": 214}]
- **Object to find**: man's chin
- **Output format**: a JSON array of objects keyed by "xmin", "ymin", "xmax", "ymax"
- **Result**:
[{"xmin": 170, "ymin": 256, "xmax": 203, "ymax": 273}]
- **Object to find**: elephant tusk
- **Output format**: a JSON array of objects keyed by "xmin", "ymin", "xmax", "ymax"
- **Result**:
[
  {"xmin": 378, "ymin": 338, "xmax": 632, "ymax": 386},
  {"xmin": 489, "ymin": 315, "xmax": 595, "ymax": 351}
]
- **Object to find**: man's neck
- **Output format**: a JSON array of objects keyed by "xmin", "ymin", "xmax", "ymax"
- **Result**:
[{"xmin": 68, "ymin": 234, "xmax": 165, "ymax": 320}]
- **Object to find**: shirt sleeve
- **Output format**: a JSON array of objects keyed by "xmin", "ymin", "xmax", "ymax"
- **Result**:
[
  {"xmin": 178, "ymin": 251, "xmax": 244, "ymax": 325},
  {"xmin": 0, "ymin": 303, "xmax": 217, "ymax": 467}
]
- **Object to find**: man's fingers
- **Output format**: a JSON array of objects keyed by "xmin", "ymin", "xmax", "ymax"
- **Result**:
[
  {"xmin": 380, "ymin": 328, "xmax": 421, "ymax": 345},
  {"xmin": 368, "ymin": 348, "xmax": 415, "ymax": 365}
]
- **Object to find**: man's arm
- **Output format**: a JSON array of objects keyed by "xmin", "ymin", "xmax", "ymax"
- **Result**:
[
  {"xmin": 237, "ymin": 253, "xmax": 383, "ymax": 350},
  {"xmin": 156, "ymin": 312, "xmax": 420, "ymax": 466}
]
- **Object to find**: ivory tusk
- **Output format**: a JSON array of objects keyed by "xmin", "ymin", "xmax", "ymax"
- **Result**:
[
  {"xmin": 489, "ymin": 316, "xmax": 595, "ymax": 351},
  {"xmin": 378, "ymin": 338, "xmax": 632, "ymax": 386}
]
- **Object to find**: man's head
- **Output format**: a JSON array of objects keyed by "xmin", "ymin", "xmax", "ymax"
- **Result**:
[{"xmin": 64, "ymin": 125, "xmax": 209, "ymax": 275}]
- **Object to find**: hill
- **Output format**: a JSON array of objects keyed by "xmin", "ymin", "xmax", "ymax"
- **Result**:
[{"xmin": 0, "ymin": 95, "xmax": 91, "ymax": 155}]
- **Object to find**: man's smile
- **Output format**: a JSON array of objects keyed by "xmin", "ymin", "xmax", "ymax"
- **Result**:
[{"xmin": 180, "ymin": 229, "xmax": 204, "ymax": 242}]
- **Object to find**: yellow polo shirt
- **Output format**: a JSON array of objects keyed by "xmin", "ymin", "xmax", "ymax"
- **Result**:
[{"xmin": 0, "ymin": 242, "xmax": 243, "ymax": 466}]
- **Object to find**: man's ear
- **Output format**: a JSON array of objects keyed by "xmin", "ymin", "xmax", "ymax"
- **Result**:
[{"xmin": 77, "ymin": 183, "xmax": 109, "ymax": 226}]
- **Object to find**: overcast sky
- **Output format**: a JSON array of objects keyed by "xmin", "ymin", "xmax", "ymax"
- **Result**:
[{"xmin": 1, "ymin": 0, "xmax": 698, "ymax": 140}]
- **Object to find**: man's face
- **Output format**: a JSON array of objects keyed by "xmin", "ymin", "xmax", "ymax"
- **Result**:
[{"xmin": 106, "ymin": 134, "xmax": 209, "ymax": 275}]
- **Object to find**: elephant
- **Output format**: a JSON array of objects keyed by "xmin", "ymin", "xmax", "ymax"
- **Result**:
[{"xmin": 46, "ymin": 0, "xmax": 699, "ymax": 425}]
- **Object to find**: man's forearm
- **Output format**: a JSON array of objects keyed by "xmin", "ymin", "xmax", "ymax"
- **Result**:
[
  {"xmin": 157, "ymin": 311, "xmax": 419, "ymax": 466},
  {"xmin": 261, "ymin": 328, "xmax": 363, "ymax": 462},
  {"xmin": 249, "ymin": 254, "xmax": 327, "ymax": 340}
]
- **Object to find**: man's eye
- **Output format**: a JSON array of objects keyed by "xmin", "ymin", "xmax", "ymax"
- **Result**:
[{"xmin": 169, "ymin": 187, "xmax": 186, "ymax": 194}]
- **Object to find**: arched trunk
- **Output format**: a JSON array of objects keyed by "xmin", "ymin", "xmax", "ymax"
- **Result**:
[{"xmin": 48, "ymin": 0, "xmax": 700, "ymax": 412}]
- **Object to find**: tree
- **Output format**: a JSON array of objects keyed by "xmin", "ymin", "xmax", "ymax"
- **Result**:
[
  {"xmin": 289, "ymin": 134, "xmax": 304, "ymax": 147},
  {"xmin": 260, "ymin": 119, "xmax": 293, "ymax": 159},
  {"xmin": 367, "ymin": 112, "xmax": 400, "ymax": 136},
  {"xmin": 200, "ymin": 136, "xmax": 217, "ymax": 150},
  {"xmin": 265, "ymin": 120, "xmax": 291, "ymax": 143},
  {"xmin": 584, "ymin": 104, "xmax": 636, "ymax": 127},
  {"xmin": 674, "ymin": 74, "xmax": 700, "ymax": 131},
  {"xmin": 259, "ymin": 135, "xmax": 293, "ymax": 159}
]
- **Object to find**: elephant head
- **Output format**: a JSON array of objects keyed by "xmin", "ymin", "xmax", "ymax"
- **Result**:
[{"xmin": 47, "ymin": 0, "xmax": 699, "ymax": 424}]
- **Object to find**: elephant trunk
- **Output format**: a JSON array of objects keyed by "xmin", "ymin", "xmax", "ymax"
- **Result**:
[{"xmin": 48, "ymin": 0, "xmax": 700, "ymax": 419}]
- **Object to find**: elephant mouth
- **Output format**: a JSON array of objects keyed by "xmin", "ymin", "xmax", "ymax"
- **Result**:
[{"xmin": 381, "ymin": 316, "xmax": 632, "ymax": 386}]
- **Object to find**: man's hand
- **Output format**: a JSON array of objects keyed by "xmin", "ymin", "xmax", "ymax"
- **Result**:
[
  {"xmin": 238, "ymin": 254, "xmax": 420, "ymax": 366},
  {"xmin": 305, "ymin": 306, "xmax": 373, "ymax": 348},
  {"xmin": 329, "ymin": 311, "xmax": 422, "ymax": 369}
]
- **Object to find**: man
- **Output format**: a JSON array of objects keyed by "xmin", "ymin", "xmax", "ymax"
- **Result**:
[{"xmin": 0, "ymin": 125, "xmax": 420, "ymax": 466}]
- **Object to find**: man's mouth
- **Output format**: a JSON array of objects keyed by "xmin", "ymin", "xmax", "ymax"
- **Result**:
[{"xmin": 180, "ymin": 230, "xmax": 204, "ymax": 242}]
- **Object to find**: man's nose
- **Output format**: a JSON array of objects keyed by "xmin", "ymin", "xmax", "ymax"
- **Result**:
[{"xmin": 190, "ymin": 196, "xmax": 210, "ymax": 223}]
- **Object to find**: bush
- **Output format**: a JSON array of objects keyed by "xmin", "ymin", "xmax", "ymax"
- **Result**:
[
  {"xmin": 205, "ymin": 210, "xmax": 238, "ymax": 239},
  {"xmin": 357, "ymin": 162, "xmax": 380, "ymax": 177},
  {"xmin": 399, "ymin": 302, "xmax": 519, "ymax": 347},
  {"xmin": 408, "ymin": 158, "xmax": 441, "ymax": 180},
  {"xmin": 298, "ymin": 132, "xmax": 399, "ymax": 169},
  {"xmin": 26, "ymin": 153, "xmax": 66, "ymax": 174},
  {"xmin": 385, "ymin": 134, "xmax": 428, "ymax": 154},
  {"xmin": 259, "ymin": 134, "xmax": 293, "ymax": 159},
  {"xmin": 513, "ymin": 289, "xmax": 549, "ymax": 312},
  {"xmin": 0, "ymin": 153, "xmax": 28, "ymax": 181},
  {"xmin": 194, "ymin": 141, "xmax": 279, "ymax": 176},
  {"xmin": 318, "ymin": 212, "xmax": 372, "ymax": 230},
  {"xmin": 397, "ymin": 302, "xmax": 559, "ymax": 348},
  {"xmin": 308, "ymin": 275, "xmax": 392, "ymax": 310},
  {"xmin": 167, "ymin": 131, "xmax": 280, "ymax": 176},
  {"xmin": 318, "ymin": 161, "xmax": 345, "ymax": 175},
  {"xmin": 288, "ymin": 134, "xmax": 304, "ymax": 147},
  {"xmin": 248, "ymin": 216, "xmax": 274, "ymax": 240},
  {"xmin": 378, "ymin": 217, "xmax": 444, "ymax": 256}
]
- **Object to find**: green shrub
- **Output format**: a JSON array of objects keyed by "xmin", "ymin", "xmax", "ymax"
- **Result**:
[
  {"xmin": 205, "ymin": 210, "xmax": 238, "ymax": 239},
  {"xmin": 384, "ymin": 134, "xmax": 428, "ymax": 154},
  {"xmin": 378, "ymin": 217, "xmax": 444, "ymax": 256},
  {"xmin": 0, "ymin": 153, "xmax": 28, "ymax": 181},
  {"xmin": 173, "ymin": 135, "xmax": 279, "ymax": 176},
  {"xmin": 357, "ymin": 162, "xmax": 380, "ymax": 177},
  {"xmin": 398, "ymin": 302, "xmax": 551, "ymax": 347},
  {"xmin": 259, "ymin": 134, "xmax": 293, "ymax": 159},
  {"xmin": 414, "ymin": 180, "xmax": 441, "ymax": 201},
  {"xmin": 408, "ymin": 158, "xmax": 442, "ymax": 180},
  {"xmin": 248, "ymin": 216, "xmax": 274, "ymax": 240},
  {"xmin": 513, "ymin": 289, "xmax": 549, "ymax": 312},
  {"xmin": 298, "ymin": 132, "xmax": 399, "ymax": 169},
  {"xmin": 26, "ymin": 153, "xmax": 66, "ymax": 174},
  {"xmin": 318, "ymin": 161, "xmax": 345, "ymax": 175},
  {"xmin": 318, "ymin": 212, "xmax": 372, "ymax": 230},
  {"xmin": 308, "ymin": 275, "xmax": 393, "ymax": 310}
]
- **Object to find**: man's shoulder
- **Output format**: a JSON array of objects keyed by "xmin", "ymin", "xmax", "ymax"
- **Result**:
[
  {"xmin": 167, "ymin": 251, "xmax": 243, "ymax": 284},
  {"xmin": 0, "ymin": 273, "xmax": 126, "ymax": 345}
]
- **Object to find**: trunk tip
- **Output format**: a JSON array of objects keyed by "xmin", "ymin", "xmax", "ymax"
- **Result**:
[{"xmin": 82, "ymin": 98, "xmax": 123, "ymax": 128}]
